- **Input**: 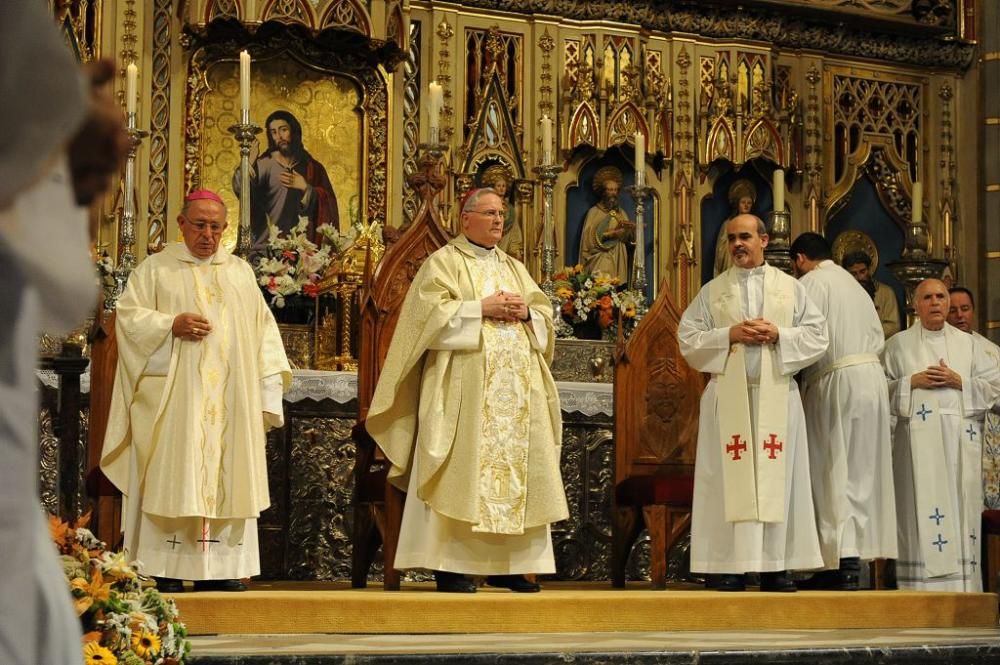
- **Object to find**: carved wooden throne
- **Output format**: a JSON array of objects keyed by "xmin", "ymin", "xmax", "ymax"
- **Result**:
[
  {"xmin": 612, "ymin": 283, "xmax": 704, "ymax": 589},
  {"xmin": 352, "ymin": 150, "xmax": 452, "ymax": 590}
]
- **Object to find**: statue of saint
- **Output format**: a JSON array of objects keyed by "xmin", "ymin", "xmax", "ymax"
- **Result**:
[
  {"xmin": 713, "ymin": 179, "xmax": 757, "ymax": 276},
  {"xmin": 579, "ymin": 166, "xmax": 634, "ymax": 283},
  {"xmin": 481, "ymin": 165, "xmax": 522, "ymax": 260}
]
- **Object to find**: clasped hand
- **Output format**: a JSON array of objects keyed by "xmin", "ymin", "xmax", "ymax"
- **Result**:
[
  {"xmin": 482, "ymin": 290, "xmax": 528, "ymax": 322},
  {"xmin": 729, "ymin": 318, "xmax": 779, "ymax": 346},
  {"xmin": 173, "ymin": 313, "xmax": 212, "ymax": 341},
  {"xmin": 911, "ymin": 359, "xmax": 962, "ymax": 390}
]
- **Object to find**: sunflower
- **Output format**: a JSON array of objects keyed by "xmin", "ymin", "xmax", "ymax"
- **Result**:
[
  {"xmin": 131, "ymin": 631, "xmax": 161, "ymax": 659},
  {"xmin": 83, "ymin": 641, "xmax": 118, "ymax": 665}
]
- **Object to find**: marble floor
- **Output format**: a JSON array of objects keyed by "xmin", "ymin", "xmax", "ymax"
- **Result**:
[{"xmin": 189, "ymin": 627, "xmax": 1000, "ymax": 661}]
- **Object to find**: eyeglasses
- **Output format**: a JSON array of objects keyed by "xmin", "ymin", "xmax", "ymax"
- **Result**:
[
  {"xmin": 184, "ymin": 218, "xmax": 226, "ymax": 235},
  {"xmin": 468, "ymin": 209, "xmax": 503, "ymax": 219}
]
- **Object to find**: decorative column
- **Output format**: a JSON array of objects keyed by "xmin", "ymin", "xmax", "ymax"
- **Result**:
[
  {"xmin": 534, "ymin": 163, "xmax": 572, "ymax": 338},
  {"xmin": 228, "ymin": 116, "xmax": 262, "ymax": 258}
]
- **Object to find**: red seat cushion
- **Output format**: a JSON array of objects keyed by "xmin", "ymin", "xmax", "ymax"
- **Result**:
[
  {"xmin": 982, "ymin": 510, "xmax": 1000, "ymax": 533},
  {"xmin": 616, "ymin": 476, "xmax": 694, "ymax": 506}
]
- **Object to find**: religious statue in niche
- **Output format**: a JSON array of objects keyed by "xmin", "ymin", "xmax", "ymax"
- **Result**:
[
  {"xmin": 578, "ymin": 166, "xmax": 634, "ymax": 284},
  {"xmin": 233, "ymin": 109, "xmax": 339, "ymax": 248},
  {"xmin": 479, "ymin": 164, "xmax": 522, "ymax": 260},
  {"xmin": 713, "ymin": 179, "xmax": 756, "ymax": 276}
]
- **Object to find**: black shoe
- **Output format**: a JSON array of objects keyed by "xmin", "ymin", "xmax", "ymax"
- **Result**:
[
  {"xmin": 715, "ymin": 573, "xmax": 746, "ymax": 591},
  {"xmin": 795, "ymin": 569, "xmax": 840, "ymax": 590},
  {"xmin": 837, "ymin": 557, "xmax": 861, "ymax": 591},
  {"xmin": 153, "ymin": 576, "xmax": 184, "ymax": 593},
  {"xmin": 486, "ymin": 574, "xmax": 541, "ymax": 593},
  {"xmin": 192, "ymin": 578, "xmax": 247, "ymax": 592},
  {"xmin": 433, "ymin": 570, "xmax": 476, "ymax": 593},
  {"xmin": 760, "ymin": 570, "xmax": 797, "ymax": 592}
]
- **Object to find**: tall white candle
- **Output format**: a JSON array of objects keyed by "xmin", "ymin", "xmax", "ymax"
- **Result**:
[
  {"xmin": 239, "ymin": 50, "xmax": 251, "ymax": 115},
  {"xmin": 540, "ymin": 115, "xmax": 553, "ymax": 165},
  {"xmin": 912, "ymin": 181, "xmax": 923, "ymax": 223},
  {"xmin": 428, "ymin": 82, "xmax": 443, "ymax": 141},
  {"xmin": 125, "ymin": 63, "xmax": 137, "ymax": 115},
  {"xmin": 773, "ymin": 168, "xmax": 785, "ymax": 212},
  {"xmin": 634, "ymin": 131, "xmax": 645, "ymax": 186}
]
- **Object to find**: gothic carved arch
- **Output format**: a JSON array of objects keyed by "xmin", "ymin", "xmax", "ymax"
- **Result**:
[
  {"xmin": 568, "ymin": 102, "xmax": 600, "ymax": 150},
  {"xmin": 460, "ymin": 68, "xmax": 527, "ymax": 183},
  {"xmin": 606, "ymin": 101, "xmax": 648, "ymax": 151},
  {"xmin": 320, "ymin": 0, "xmax": 371, "ymax": 37},
  {"xmin": 743, "ymin": 117, "xmax": 783, "ymax": 167},
  {"xmin": 824, "ymin": 136, "xmax": 914, "ymax": 231},
  {"xmin": 262, "ymin": 0, "xmax": 317, "ymax": 29}
]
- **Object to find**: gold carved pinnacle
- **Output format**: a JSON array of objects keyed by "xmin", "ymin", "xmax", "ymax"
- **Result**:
[
  {"xmin": 436, "ymin": 19, "xmax": 454, "ymax": 41},
  {"xmin": 939, "ymin": 83, "xmax": 954, "ymax": 102},
  {"xmin": 806, "ymin": 65, "xmax": 820, "ymax": 87},
  {"xmin": 485, "ymin": 26, "xmax": 504, "ymax": 61},
  {"xmin": 675, "ymin": 47, "xmax": 691, "ymax": 71},
  {"xmin": 538, "ymin": 30, "xmax": 555, "ymax": 53}
]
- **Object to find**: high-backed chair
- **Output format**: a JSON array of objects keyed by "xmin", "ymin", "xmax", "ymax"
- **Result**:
[
  {"xmin": 611, "ymin": 282, "xmax": 704, "ymax": 589},
  {"xmin": 351, "ymin": 156, "xmax": 451, "ymax": 590}
]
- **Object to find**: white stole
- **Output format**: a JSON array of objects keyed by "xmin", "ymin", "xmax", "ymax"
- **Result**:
[
  {"xmin": 710, "ymin": 266, "xmax": 794, "ymax": 522},
  {"xmin": 907, "ymin": 325, "xmax": 974, "ymax": 577}
]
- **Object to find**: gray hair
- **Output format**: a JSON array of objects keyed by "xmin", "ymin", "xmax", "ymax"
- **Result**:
[
  {"xmin": 726, "ymin": 214, "xmax": 767, "ymax": 237},
  {"xmin": 462, "ymin": 187, "xmax": 499, "ymax": 213}
]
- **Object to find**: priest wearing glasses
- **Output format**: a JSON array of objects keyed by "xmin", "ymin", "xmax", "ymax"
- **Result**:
[{"xmin": 366, "ymin": 187, "xmax": 567, "ymax": 593}]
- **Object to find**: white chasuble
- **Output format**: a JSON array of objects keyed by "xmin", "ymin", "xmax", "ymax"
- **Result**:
[
  {"xmin": 884, "ymin": 323, "xmax": 1000, "ymax": 591},
  {"xmin": 102, "ymin": 243, "xmax": 291, "ymax": 580},
  {"xmin": 709, "ymin": 266, "xmax": 793, "ymax": 523},
  {"xmin": 375, "ymin": 236, "xmax": 567, "ymax": 576},
  {"xmin": 679, "ymin": 264, "xmax": 827, "ymax": 574}
]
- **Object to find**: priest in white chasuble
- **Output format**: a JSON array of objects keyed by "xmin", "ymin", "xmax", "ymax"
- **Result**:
[
  {"xmin": 366, "ymin": 188, "xmax": 567, "ymax": 593},
  {"xmin": 883, "ymin": 279, "xmax": 1000, "ymax": 591},
  {"xmin": 790, "ymin": 233, "xmax": 896, "ymax": 590},
  {"xmin": 101, "ymin": 190, "xmax": 291, "ymax": 593},
  {"xmin": 679, "ymin": 214, "xmax": 828, "ymax": 592}
]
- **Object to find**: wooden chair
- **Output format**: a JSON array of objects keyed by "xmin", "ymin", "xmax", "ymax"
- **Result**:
[
  {"xmin": 981, "ymin": 510, "xmax": 1000, "ymax": 592},
  {"xmin": 351, "ymin": 152, "xmax": 451, "ymax": 590},
  {"xmin": 611, "ymin": 282, "xmax": 704, "ymax": 589}
]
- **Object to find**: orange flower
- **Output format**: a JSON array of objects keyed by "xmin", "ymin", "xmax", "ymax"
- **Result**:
[
  {"xmin": 598, "ymin": 295, "xmax": 613, "ymax": 310},
  {"xmin": 598, "ymin": 308, "xmax": 614, "ymax": 328},
  {"xmin": 72, "ymin": 567, "xmax": 111, "ymax": 616},
  {"xmin": 561, "ymin": 300, "xmax": 575, "ymax": 316}
]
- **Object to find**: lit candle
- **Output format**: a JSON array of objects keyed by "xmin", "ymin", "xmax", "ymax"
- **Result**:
[
  {"xmin": 125, "ymin": 62, "xmax": 137, "ymax": 116},
  {"xmin": 634, "ymin": 131, "xmax": 645, "ymax": 186},
  {"xmin": 773, "ymin": 168, "xmax": 785, "ymax": 212},
  {"xmin": 912, "ymin": 181, "xmax": 923, "ymax": 224},
  {"xmin": 239, "ymin": 50, "xmax": 251, "ymax": 117},
  {"xmin": 540, "ymin": 115, "xmax": 553, "ymax": 165},
  {"xmin": 428, "ymin": 82, "xmax": 443, "ymax": 142}
]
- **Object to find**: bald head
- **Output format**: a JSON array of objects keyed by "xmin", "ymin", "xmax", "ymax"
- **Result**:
[
  {"xmin": 726, "ymin": 214, "xmax": 768, "ymax": 269},
  {"xmin": 914, "ymin": 278, "xmax": 949, "ymax": 331}
]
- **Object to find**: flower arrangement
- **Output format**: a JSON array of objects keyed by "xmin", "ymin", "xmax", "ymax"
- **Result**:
[
  {"xmin": 552, "ymin": 265, "xmax": 643, "ymax": 340},
  {"xmin": 253, "ymin": 218, "xmax": 342, "ymax": 309},
  {"xmin": 51, "ymin": 513, "xmax": 191, "ymax": 665}
]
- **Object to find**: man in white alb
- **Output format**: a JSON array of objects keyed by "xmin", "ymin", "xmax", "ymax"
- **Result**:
[
  {"xmin": 790, "ymin": 232, "xmax": 896, "ymax": 590},
  {"xmin": 101, "ymin": 190, "xmax": 291, "ymax": 593},
  {"xmin": 679, "ymin": 214, "xmax": 828, "ymax": 592},
  {"xmin": 882, "ymin": 279, "xmax": 1000, "ymax": 591}
]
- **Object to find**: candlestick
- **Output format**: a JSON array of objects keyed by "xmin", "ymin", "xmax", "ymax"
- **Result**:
[
  {"xmin": 634, "ymin": 131, "xmax": 645, "ymax": 186},
  {"xmin": 228, "ymin": 118, "xmax": 263, "ymax": 258},
  {"xmin": 540, "ymin": 115, "xmax": 553, "ymax": 166},
  {"xmin": 628, "ymin": 184, "xmax": 650, "ymax": 297},
  {"xmin": 239, "ymin": 50, "xmax": 251, "ymax": 121},
  {"xmin": 912, "ymin": 181, "xmax": 922, "ymax": 224},
  {"xmin": 428, "ymin": 82, "xmax": 443, "ymax": 144},
  {"xmin": 773, "ymin": 168, "xmax": 785, "ymax": 212}
]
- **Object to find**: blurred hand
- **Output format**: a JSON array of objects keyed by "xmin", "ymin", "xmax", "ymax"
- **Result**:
[
  {"xmin": 172, "ymin": 313, "xmax": 212, "ymax": 341},
  {"xmin": 67, "ymin": 59, "xmax": 129, "ymax": 205}
]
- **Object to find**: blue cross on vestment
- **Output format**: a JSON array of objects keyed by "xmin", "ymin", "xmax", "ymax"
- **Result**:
[
  {"xmin": 916, "ymin": 403, "xmax": 933, "ymax": 421},
  {"xmin": 932, "ymin": 534, "xmax": 949, "ymax": 552},
  {"xmin": 928, "ymin": 508, "xmax": 945, "ymax": 525},
  {"xmin": 967, "ymin": 424, "xmax": 978, "ymax": 441}
]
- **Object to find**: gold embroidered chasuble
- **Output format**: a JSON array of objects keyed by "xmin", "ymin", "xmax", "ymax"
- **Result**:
[
  {"xmin": 367, "ymin": 235, "xmax": 568, "ymax": 533},
  {"xmin": 101, "ymin": 243, "xmax": 291, "ymax": 520}
]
